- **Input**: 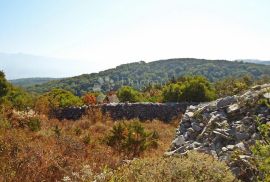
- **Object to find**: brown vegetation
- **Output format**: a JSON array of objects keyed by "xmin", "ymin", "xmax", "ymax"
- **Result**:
[{"xmin": 0, "ymin": 110, "xmax": 177, "ymax": 181}]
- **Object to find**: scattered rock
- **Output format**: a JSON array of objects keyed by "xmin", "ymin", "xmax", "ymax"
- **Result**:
[
  {"xmin": 191, "ymin": 122, "xmax": 202, "ymax": 131},
  {"xmin": 172, "ymin": 135, "xmax": 185, "ymax": 147},
  {"xmin": 227, "ymin": 103, "xmax": 240, "ymax": 114},
  {"xmin": 217, "ymin": 96, "xmax": 237, "ymax": 108},
  {"xmin": 168, "ymin": 84, "xmax": 270, "ymax": 181}
]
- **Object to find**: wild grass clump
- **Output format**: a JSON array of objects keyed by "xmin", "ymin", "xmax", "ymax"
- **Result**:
[{"xmin": 110, "ymin": 152, "xmax": 236, "ymax": 182}]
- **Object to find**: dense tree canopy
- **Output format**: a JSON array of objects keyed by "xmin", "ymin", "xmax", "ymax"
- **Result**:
[{"xmin": 26, "ymin": 59, "xmax": 270, "ymax": 96}]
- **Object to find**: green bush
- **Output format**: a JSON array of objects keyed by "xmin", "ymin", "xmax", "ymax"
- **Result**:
[
  {"xmin": 162, "ymin": 76, "xmax": 216, "ymax": 102},
  {"xmin": 258, "ymin": 98, "xmax": 270, "ymax": 108},
  {"xmin": 214, "ymin": 75, "xmax": 252, "ymax": 98},
  {"xmin": 110, "ymin": 152, "xmax": 235, "ymax": 182},
  {"xmin": 5, "ymin": 87, "xmax": 34, "ymax": 111},
  {"xmin": 252, "ymin": 113, "xmax": 270, "ymax": 181},
  {"xmin": 162, "ymin": 83, "xmax": 183, "ymax": 102},
  {"xmin": 0, "ymin": 118, "xmax": 11, "ymax": 129},
  {"xmin": 105, "ymin": 121, "xmax": 159, "ymax": 158},
  {"xmin": 35, "ymin": 89, "xmax": 83, "ymax": 114},
  {"xmin": 0, "ymin": 71, "xmax": 9, "ymax": 98},
  {"xmin": 27, "ymin": 118, "xmax": 41, "ymax": 132},
  {"xmin": 117, "ymin": 86, "xmax": 142, "ymax": 103}
]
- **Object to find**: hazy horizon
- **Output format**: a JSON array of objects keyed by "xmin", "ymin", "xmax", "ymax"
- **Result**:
[{"xmin": 1, "ymin": 0, "xmax": 270, "ymax": 79}]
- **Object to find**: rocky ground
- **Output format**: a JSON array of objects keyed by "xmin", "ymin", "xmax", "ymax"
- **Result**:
[{"xmin": 166, "ymin": 84, "xmax": 270, "ymax": 181}]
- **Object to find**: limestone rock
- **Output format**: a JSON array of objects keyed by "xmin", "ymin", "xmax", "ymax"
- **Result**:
[
  {"xmin": 168, "ymin": 84, "xmax": 270, "ymax": 181},
  {"xmin": 172, "ymin": 135, "xmax": 185, "ymax": 146},
  {"xmin": 217, "ymin": 96, "xmax": 237, "ymax": 108}
]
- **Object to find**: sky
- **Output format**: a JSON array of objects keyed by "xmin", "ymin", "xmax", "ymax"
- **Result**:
[{"xmin": 0, "ymin": 0, "xmax": 270, "ymax": 79}]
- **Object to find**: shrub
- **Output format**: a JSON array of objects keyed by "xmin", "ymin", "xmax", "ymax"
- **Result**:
[
  {"xmin": 34, "ymin": 89, "xmax": 83, "ymax": 114},
  {"xmin": 142, "ymin": 85, "xmax": 163, "ymax": 102},
  {"xmin": 105, "ymin": 121, "xmax": 159, "ymax": 158},
  {"xmin": 0, "ymin": 71, "xmax": 9, "ymax": 98},
  {"xmin": 251, "ymin": 114, "xmax": 270, "ymax": 181},
  {"xmin": 181, "ymin": 78, "xmax": 216, "ymax": 102},
  {"xmin": 82, "ymin": 134, "xmax": 91, "ymax": 145},
  {"xmin": 258, "ymin": 98, "xmax": 270, "ymax": 108},
  {"xmin": 214, "ymin": 76, "xmax": 252, "ymax": 97},
  {"xmin": 162, "ymin": 83, "xmax": 183, "ymax": 102},
  {"xmin": 117, "ymin": 86, "xmax": 142, "ymax": 103},
  {"xmin": 53, "ymin": 125, "xmax": 61, "ymax": 137},
  {"xmin": 5, "ymin": 87, "xmax": 34, "ymax": 112},
  {"xmin": 110, "ymin": 152, "xmax": 235, "ymax": 182},
  {"xmin": 82, "ymin": 93, "xmax": 97, "ymax": 105},
  {"xmin": 74, "ymin": 127, "xmax": 82, "ymax": 136},
  {"xmin": 162, "ymin": 76, "xmax": 216, "ymax": 102},
  {"xmin": 0, "ymin": 118, "xmax": 11, "ymax": 129},
  {"xmin": 27, "ymin": 118, "xmax": 41, "ymax": 131}
]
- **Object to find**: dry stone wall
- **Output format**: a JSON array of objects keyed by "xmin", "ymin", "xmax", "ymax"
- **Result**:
[{"xmin": 52, "ymin": 102, "xmax": 191, "ymax": 122}]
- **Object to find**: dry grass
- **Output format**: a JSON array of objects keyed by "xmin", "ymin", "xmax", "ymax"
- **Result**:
[{"xmin": 0, "ymin": 111, "xmax": 178, "ymax": 181}]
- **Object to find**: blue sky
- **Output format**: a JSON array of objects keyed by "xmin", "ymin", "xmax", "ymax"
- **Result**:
[{"xmin": 0, "ymin": 0, "xmax": 270, "ymax": 79}]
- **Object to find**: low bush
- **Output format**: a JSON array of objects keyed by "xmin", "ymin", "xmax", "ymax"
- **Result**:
[
  {"xmin": 117, "ymin": 86, "xmax": 142, "ymax": 103},
  {"xmin": 27, "ymin": 117, "xmax": 41, "ymax": 131},
  {"xmin": 110, "ymin": 152, "xmax": 235, "ymax": 182},
  {"xmin": 105, "ymin": 121, "xmax": 159, "ymax": 158},
  {"xmin": 252, "ymin": 115, "xmax": 270, "ymax": 181},
  {"xmin": 162, "ymin": 76, "xmax": 216, "ymax": 102}
]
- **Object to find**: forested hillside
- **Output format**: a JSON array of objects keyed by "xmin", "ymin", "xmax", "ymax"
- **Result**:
[
  {"xmin": 27, "ymin": 58, "xmax": 270, "ymax": 95},
  {"xmin": 9, "ymin": 77, "xmax": 59, "ymax": 87}
]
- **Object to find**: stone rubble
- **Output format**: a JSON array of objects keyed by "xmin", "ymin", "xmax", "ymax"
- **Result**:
[{"xmin": 167, "ymin": 84, "xmax": 270, "ymax": 181}]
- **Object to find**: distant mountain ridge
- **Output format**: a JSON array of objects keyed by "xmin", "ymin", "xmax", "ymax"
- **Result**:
[
  {"xmin": 9, "ymin": 77, "xmax": 60, "ymax": 87},
  {"xmin": 238, "ymin": 59, "xmax": 270, "ymax": 65},
  {"xmin": 26, "ymin": 58, "xmax": 270, "ymax": 96},
  {"xmin": 0, "ymin": 52, "xmax": 90, "ymax": 79}
]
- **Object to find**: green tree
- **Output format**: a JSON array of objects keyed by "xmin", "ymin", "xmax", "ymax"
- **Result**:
[
  {"xmin": 117, "ymin": 86, "xmax": 142, "ymax": 103},
  {"xmin": 162, "ymin": 83, "xmax": 183, "ymax": 102},
  {"xmin": 162, "ymin": 76, "xmax": 216, "ymax": 102},
  {"xmin": 142, "ymin": 84, "xmax": 163, "ymax": 102},
  {"xmin": 35, "ymin": 89, "xmax": 83, "ymax": 114},
  {"xmin": 181, "ymin": 77, "xmax": 216, "ymax": 102},
  {"xmin": 214, "ymin": 76, "xmax": 252, "ymax": 98},
  {"xmin": 5, "ymin": 87, "xmax": 34, "ymax": 111},
  {"xmin": 0, "ymin": 71, "xmax": 9, "ymax": 98}
]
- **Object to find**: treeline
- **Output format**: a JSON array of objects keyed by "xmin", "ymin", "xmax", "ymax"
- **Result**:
[
  {"xmin": 2, "ymin": 70, "xmax": 269, "ymax": 118},
  {"xmin": 26, "ymin": 58, "xmax": 270, "ymax": 95},
  {"xmin": 117, "ymin": 75, "xmax": 269, "ymax": 103}
]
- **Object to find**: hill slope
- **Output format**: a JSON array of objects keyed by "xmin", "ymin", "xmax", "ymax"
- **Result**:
[
  {"xmin": 27, "ymin": 58, "xmax": 270, "ymax": 95},
  {"xmin": 9, "ymin": 78, "xmax": 59, "ymax": 87}
]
